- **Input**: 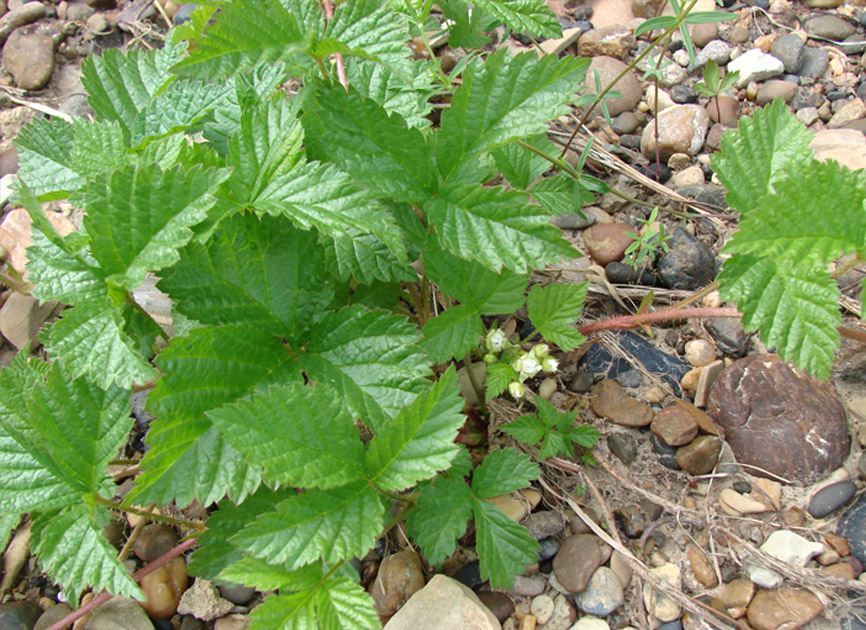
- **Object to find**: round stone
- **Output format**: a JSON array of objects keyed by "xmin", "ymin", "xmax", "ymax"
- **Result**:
[
  {"xmin": 575, "ymin": 567, "xmax": 624, "ymax": 616},
  {"xmin": 676, "ymin": 436, "xmax": 722, "ymax": 475},
  {"xmin": 809, "ymin": 481, "xmax": 857, "ymax": 518}
]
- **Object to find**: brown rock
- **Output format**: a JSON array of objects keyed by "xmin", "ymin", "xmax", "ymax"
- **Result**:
[
  {"xmin": 651, "ymin": 405, "xmax": 699, "ymax": 446},
  {"xmin": 177, "ymin": 577, "xmax": 233, "ymax": 622},
  {"xmin": 750, "ymin": 478, "xmax": 782, "ymax": 511},
  {"xmin": 707, "ymin": 354, "xmax": 850, "ymax": 485},
  {"xmin": 552, "ymin": 534, "xmax": 610, "ymax": 593},
  {"xmin": 676, "ymin": 435, "xmax": 721, "ymax": 475},
  {"xmin": 0, "ymin": 145, "xmax": 17, "ymax": 177},
  {"xmin": 755, "ymin": 80, "xmax": 798, "ymax": 106},
  {"xmin": 370, "ymin": 550, "xmax": 425, "ymax": 617},
  {"xmin": 578, "ymin": 25, "xmax": 636, "ymax": 60},
  {"xmin": 673, "ymin": 399, "xmax": 722, "ymax": 436},
  {"xmin": 584, "ymin": 56, "xmax": 642, "ymax": 118},
  {"xmin": 590, "ymin": 378, "xmax": 654, "ymax": 427},
  {"xmin": 690, "ymin": 22, "xmax": 718, "ymax": 48},
  {"xmin": 722, "ymin": 578, "xmax": 755, "ymax": 610},
  {"xmin": 214, "ymin": 615, "xmax": 250, "ymax": 630},
  {"xmin": 133, "ymin": 524, "xmax": 177, "ymax": 563},
  {"xmin": 810, "ymin": 129, "xmax": 866, "ymax": 171},
  {"xmin": 828, "ymin": 98, "xmax": 866, "ymax": 129},
  {"xmin": 704, "ymin": 122, "xmax": 726, "ymax": 153},
  {"xmin": 705, "ymin": 95, "xmax": 739, "ymax": 128},
  {"xmin": 641, "ymin": 104, "xmax": 710, "ymax": 161},
  {"xmin": 687, "ymin": 544, "xmax": 718, "ymax": 588},
  {"xmin": 582, "ymin": 223, "xmax": 635, "ymax": 265},
  {"xmin": 1, "ymin": 26, "xmax": 54, "ymax": 90},
  {"xmin": 694, "ymin": 359, "xmax": 724, "ymax": 408},
  {"xmin": 140, "ymin": 556, "xmax": 188, "ymax": 619},
  {"xmin": 729, "ymin": 25, "xmax": 750, "ymax": 44},
  {"xmin": 0, "ymin": 293, "xmax": 60, "ymax": 349},
  {"xmin": 746, "ymin": 588, "xmax": 823, "ymax": 630},
  {"xmin": 823, "ymin": 532, "xmax": 850, "ymax": 557},
  {"xmin": 821, "ymin": 562, "xmax": 856, "ymax": 579},
  {"xmin": 632, "ymin": 0, "xmax": 666, "ymax": 18}
]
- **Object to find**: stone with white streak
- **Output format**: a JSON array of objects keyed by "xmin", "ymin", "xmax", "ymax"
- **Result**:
[
  {"xmin": 727, "ymin": 49, "xmax": 784, "ymax": 87},
  {"xmin": 747, "ymin": 530, "xmax": 824, "ymax": 588}
]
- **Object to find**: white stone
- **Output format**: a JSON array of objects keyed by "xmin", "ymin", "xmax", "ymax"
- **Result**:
[
  {"xmin": 383, "ymin": 575, "xmax": 500, "ymax": 630},
  {"xmin": 746, "ymin": 530, "xmax": 824, "ymax": 589},
  {"xmin": 719, "ymin": 488, "xmax": 769, "ymax": 516},
  {"xmin": 685, "ymin": 339, "xmax": 715, "ymax": 367},
  {"xmin": 530, "ymin": 594, "xmax": 555, "ymax": 625},
  {"xmin": 643, "ymin": 563, "xmax": 681, "ymax": 622},
  {"xmin": 727, "ymin": 49, "xmax": 784, "ymax": 87},
  {"xmin": 811, "ymin": 129, "xmax": 866, "ymax": 172},
  {"xmin": 569, "ymin": 617, "xmax": 610, "ymax": 630}
]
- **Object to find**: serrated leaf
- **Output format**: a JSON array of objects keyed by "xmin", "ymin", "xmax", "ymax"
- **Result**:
[
  {"xmin": 320, "ymin": 230, "xmax": 415, "ymax": 285},
  {"xmin": 365, "ymin": 367, "xmax": 464, "ymax": 491},
  {"xmin": 15, "ymin": 117, "xmax": 84, "ymax": 198},
  {"xmin": 471, "ymin": 448, "xmax": 539, "ymax": 498},
  {"xmin": 76, "ymin": 163, "xmax": 230, "ymax": 288},
  {"xmin": 210, "ymin": 382, "xmax": 364, "ymax": 490},
  {"xmin": 171, "ymin": 0, "xmax": 305, "ymax": 79},
  {"xmin": 234, "ymin": 482, "xmax": 384, "ymax": 570},
  {"xmin": 474, "ymin": 0, "xmax": 560, "ymax": 38},
  {"xmin": 526, "ymin": 282, "xmax": 588, "ymax": 351},
  {"xmin": 304, "ymin": 82, "xmax": 437, "ymax": 203},
  {"xmin": 419, "ymin": 306, "xmax": 483, "ymax": 364},
  {"xmin": 70, "ymin": 120, "xmax": 131, "ymax": 179},
  {"xmin": 427, "ymin": 184, "xmax": 576, "ymax": 273},
  {"xmin": 437, "ymin": 50, "xmax": 587, "ymax": 184},
  {"xmin": 530, "ymin": 175, "xmax": 590, "ymax": 216},
  {"xmin": 473, "ymin": 498, "xmax": 539, "ymax": 588},
  {"xmin": 538, "ymin": 431, "xmax": 570, "ymax": 460},
  {"xmin": 0, "ymin": 514, "xmax": 17, "ymax": 551},
  {"xmin": 32, "ymin": 505, "xmax": 142, "ymax": 600},
  {"xmin": 298, "ymin": 306, "xmax": 430, "ymax": 432},
  {"xmin": 724, "ymin": 160, "xmax": 866, "ymax": 264},
  {"xmin": 24, "ymin": 221, "xmax": 104, "ymax": 307},
  {"xmin": 160, "ymin": 213, "xmax": 335, "ymax": 340},
  {"xmin": 491, "ymin": 135, "xmax": 555, "ymax": 190},
  {"xmin": 348, "ymin": 61, "xmax": 435, "ymax": 130},
  {"xmin": 712, "ymin": 99, "xmax": 813, "ymax": 214},
  {"xmin": 485, "ymin": 362, "xmax": 517, "ymax": 401},
  {"xmin": 423, "ymin": 241, "xmax": 528, "ymax": 314},
  {"xmin": 718, "ymin": 255, "xmax": 840, "ymax": 379},
  {"xmin": 404, "ymin": 474, "xmax": 472, "ymax": 566},
  {"xmin": 500, "ymin": 415, "xmax": 547, "ymax": 445},
  {"xmin": 567, "ymin": 425, "xmax": 601, "ymax": 448}
]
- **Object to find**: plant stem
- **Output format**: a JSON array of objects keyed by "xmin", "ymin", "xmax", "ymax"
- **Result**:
[
  {"xmin": 463, "ymin": 354, "xmax": 487, "ymax": 414},
  {"xmin": 577, "ymin": 307, "xmax": 741, "ymax": 335},
  {"xmin": 95, "ymin": 496, "xmax": 206, "ymax": 531},
  {"xmin": 321, "ymin": 0, "xmax": 347, "ymax": 90}
]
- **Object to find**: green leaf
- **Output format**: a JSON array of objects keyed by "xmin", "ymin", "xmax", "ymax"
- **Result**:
[
  {"xmin": 438, "ymin": 50, "xmax": 587, "ymax": 184},
  {"xmin": 473, "ymin": 0, "xmax": 560, "ymax": 38},
  {"xmin": 500, "ymin": 415, "xmax": 547, "ymax": 445},
  {"xmin": 724, "ymin": 161, "xmax": 866, "ymax": 265},
  {"xmin": 210, "ymin": 382, "xmax": 365, "ymax": 490},
  {"xmin": 530, "ymin": 175, "xmax": 591, "ymax": 216},
  {"xmin": 423, "ymin": 241, "xmax": 528, "ymax": 314},
  {"xmin": 633, "ymin": 15, "xmax": 678, "ymax": 36},
  {"xmin": 712, "ymin": 99, "xmax": 813, "ymax": 215},
  {"xmin": 539, "ymin": 431, "xmax": 570, "ymax": 460},
  {"xmin": 472, "ymin": 498, "xmax": 539, "ymax": 588},
  {"xmin": 526, "ymin": 282, "xmax": 588, "ymax": 351},
  {"xmin": 404, "ymin": 474, "xmax": 472, "ymax": 567},
  {"xmin": 420, "ymin": 306, "xmax": 483, "ymax": 364},
  {"xmin": 75, "ymin": 163, "xmax": 229, "ymax": 288},
  {"xmin": 485, "ymin": 362, "xmax": 517, "ymax": 401},
  {"xmin": 171, "ymin": 0, "xmax": 305, "ymax": 79},
  {"xmin": 15, "ymin": 117, "xmax": 84, "ymax": 198},
  {"xmin": 320, "ymin": 230, "xmax": 415, "ymax": 285},
  {"xmin": 69, "ymin": 120, "xmax": 131, "ymax": 180},
  {"xmin": 365, "ymin": 366, "xmax": 465, "ymax": 491},
  {"xmin": 426, "ymin": 184, "xmax": 576, "ymax": 274},
  {"xmin": 0, "ymin": 514, "xmax": 17, "ymax": 552},
  {"xmin": 298, "ymin": 306, "xmax": 430, "ymax": 432},
  {"xmin": 491, "ymin": 135, "xmax": 556, "ymax": 190},
  {"xmin": 233, "ymin": 482, "xmax": 384, "ymax": 569},
  {"xmin": 218, "ymin": 556, "xmax": 321, "ymax": 592},
  {"xmin": 159, "ymin": 213, "xmax": 335, "ymax": 340},
  {"xmin": 32, "ymin": 505, "xmax": 142, "ymax": 600},
  {"xmin": 718, "ymin": 255, "xmax": 840, "ymax": 379},
  {"xmin": 567, "ymin": 425, "xmax": 601, "ymax": 448},
  {"xmin": 348, "ymin": 60, "xmax": 435, "ymax": 130},
  {"xmin": 471, "ymin": 448, "xmax": 539, "ymax": 498},
  {"xmin": 304, "ymin": 82, "xmax": 437, "ymax": 203},
  {"xmin": 683, "ymin": 10, "xmax": 735, "ymax": 23}
]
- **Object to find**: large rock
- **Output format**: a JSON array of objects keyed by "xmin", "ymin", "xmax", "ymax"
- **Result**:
[
  {"xmin": 584, "ymin": 56, "xmax": 642, "ymax": 118},
  {"xmin": 578, "ymin": 25, "xmax": 636, "ymax": 60},
  {"xmin": 1, "ymin": 26, "xmax": 54, "ymax": 90},
  {"xmin": 640, "ymin": 105, "xmax": 709, "ymax": 161},
  {"xmin": 707, "ymin": 354, "xmax": 850, "ymax": 485},
  {"xmin": 383, "ymin": 575, "xmax": 500, "ymax": 630},
  {"xmin": 746, "ymin": 588, "xmax": 823, "ymax": 630},
  {"xmin": 811, "ymin": 129, "xmax": 866, "ymax": 171}
]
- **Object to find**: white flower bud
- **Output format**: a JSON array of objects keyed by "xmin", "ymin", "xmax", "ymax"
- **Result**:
[
  {"xmin": 483, "ymin": 353, "xmax": 497, "ymax": 364},
  {"xmin": 542, "ymin": 357, "xmax": 559, "ymax": 373},
  {"xmin": 531, "ymin": 343, "xmax": 550, "ymax": 358},
  {"xmin": 508, "ymin": 381, "xmax": 525, "ymax": 398},
  {"xmin": 485, "ymin": 328, "xmax": 507, "ymax": 352},
  {"xmin": 513, "ymin": 354, "xmax": 542, "ymax": 379}
]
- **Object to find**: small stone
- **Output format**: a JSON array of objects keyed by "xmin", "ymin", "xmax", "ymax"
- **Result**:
[
  {"xmin": 568, "ymin": 371, "xmax": 594, "ymax": 394},
  {"xmin": 755, "ymin": 80, "xmax": 798, "ymax": 106},
  {"xmin": 671, "ymin": 165, "xmax": 704, "ymax": 188},
  {"xmin": 681, "ymin": 367, "xmax": 701, "ymax": 392},
  {"xmin": 582, "ymin": 223, "xmax": 636, "ymax": 266},
  {"xmin": 553, "ymin": 212, "xmax": 595, "ymax": 230},
  {"xmin": 676, "ymin": 435, "xmax": 721, "ymax": 475},
  {"xmin": 809, "ymin": 481, "xmax": 857, "ymax": 518},
  {"xmin": 746, "ymin": 588, "xmax": 823, "ymax": 630},
  {"xmin": 641, "ymin": 105, "xmax": 710, "ymax": 161},
  {"xmin": 607, "ymin": 432, "xmax": 638, "ymax": 466},
  {"xmin": 748, "ymin": 531, "xmax": 824, "ymax": 589},
  {"xmin": 570, "ymin": 616, "xmax": 609, "ymax": 630},
  {"xmin": 0, "ymin": 293, "xmax": 59, "ymax": 349},
  {"xmin": 828, "ymin": 98, "xmax": 866, "ymax": 129},
  {"xmin": 667, "ymin": 153, "xmax": 692, "ymax": 171},
  {"xmin": 651, "ymin": 405, "xmax": 699, "ymax": 446},
  {"xmin": 574, "ymin": 567, "xmax": 624, "ymax": 616},
  {"xmin": 729, "ymin": 25, "xmax": 750, "ymax": 44},
  {"xmin": 690, "ymin": 22, "xmax": 718, "ymax": 48},
  {"xmin": 632, "ymin": 0, "xmax": 665, "ymax": 17},
  {"xmin": 530, "ymin": 594, "xmax": 555, "ymax": 624},
  {"xmin": 651, "ymin": 434, "xmax": 681, "ymax": 471},
  {"xmin": 798, "ymin": 48, "xmax": 829, "ymax": 79},
  {"xmin": 705, "ymin": 94, "xmax": 739, "ymax": 128},
  {"xmin": 643, "ymin": 563, "xmax": 681, "ymax": 622},
  {"xmin": 370, "ymin": 550, "xmax": 425, "ymax": 617},
  {"xmin": 822, "ymin": 562, "xmax": 856, "ymax": 579},
  {"xmin": 176, "ymin": 577, "xmax": 230, "ymax": 622},
  {"xmin": 811, "ymin": 128, "xmax": 866, "ymax": 171},
  {"xmin": 770, "ymin": 34, "xmax": 805, "ymax": 73},
  {"xmin": 704, "ymin": 318, "xmax": 746, "ymax": 356},
  {"xmin": 727, "ymin": 49, "xmax": 784, "ymax": 87},
  {"xmin": 722, "ymin": 578, "xmax": 755, "ymax": 611},
  {"xmin": 658, "ymin": 227, "xmax": 716, "ymax": 290},
  {"xmin": 478, "ymin": 591, "xmax": 513, "ymax": 624},
  {"xmin": 513, "ymin": 575, "xmax": 546, "ymax": 597},
  {"xmin": 693, "ymin": 40, "xmax": 732, "ymax": 69},
  {"xmin": 173, "ymin": 3, "xmax": 196, "ymax": 25},
  {"xmin": 543, "ymin": 594, "xmax": 576, "ymax": 630},
  {"xmin": 484, "ymin": 493, "xmax": 533, "ymax": 522},
  {"xmin": 0, "ymin": 601, "xmax": 43, "ymax": 630},
  {"xmin": 139, "ymin": 557, "xmax": 188, "ymax": 619},
  {"xmin": 0, "ymin": 146, "xmax": 17, "ymax": 177},
  {"xmin": 585, "ymin": 56, "xmax": 642, "ymax": 118},
  {"xmin": 1, "ymin": 27, "xmax": 54, "ymax": 90},
  {"xmin": 213, "ymin": 616, "xmax": 249, "ymax": 630},
  {"xmin": 524, "ymin": 511, "xmax": 565, "ymax": 540},
  {"xmin": 670, "ymin": 85, "xmax": 699, "ymax": 105},
  {"xmin": 539, "ymin": 538, "xmax": 562, "ymax": 563},
  {"xmin": 217, "ymin": 583, "xmax": 255, "ymax": 607},
  {"xmin": 578, "ymin": 25, "xmax": 636, "ymax": 60},
  {"xmin": 552, "ymin": 534, "xmax": 610, "ymax": 594},
  {"xmin": 383, "ymin": 575, "xmax": 499, "ymax": 630},
  {"xmin": 687, "ymin": 545, "xmax": 718, "ymax": 588},
  {"xmin": 684, "ymin": 339, "xmax": 715, "ymax": 367},
  {"xmin": 610, "ymin": 551, "xmax": 633, "ymax": 590},
  {"xmin": 694, "ymin": 359, "xmax": 724, "ymax": 408},
  {"xmin": 804, "ymin": 15, "xmax": 855, "ymax": 41},
  {"xmin": 538, "ymin": 377, "xmax": 557, "ymax": 400},
  {"xmin": 134, "ymin": 525, "xmax": 178, "ymax": 563},
  {"xmin": 590, "ymin": 378, "xmax": 654, "ymax": 427},
  {"xmin": 84, "ymin": 597, "xmax": 154, "ymax": 630},
  {"xmin": 824, "ymin": 532, "xmax": 850, "ymax": 557},
  {"xmin": 719, "ymin": 488, "xmax": 769, "ymax": 516},
  {"xmin": 750, "ymin": 478, "xmax": 782, "ymax": 511},
  {"xmin": 676, "ymin": 183, "xmax": 727, "ymax": 208},
  {"xmin": 611, "ymin": 111, "xmax": 640, "ymax": 135},
  {"xmin": 34, "ymin": 603, "xmax": 72, "ymax": 630},
  {"xmin": 86, "ymin": 12, "xmax": 109, "ymax": 33}
]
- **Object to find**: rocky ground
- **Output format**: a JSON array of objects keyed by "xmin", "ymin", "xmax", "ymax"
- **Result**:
[{"xmin": 1, "ymin": 0, "xmax": 866, "ymax": 629}]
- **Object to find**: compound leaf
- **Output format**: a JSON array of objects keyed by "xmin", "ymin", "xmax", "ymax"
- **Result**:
[
  {"xmin": 419, "ymin": 306, "xmax": 483, "ymax": 364},
  {"xmin": 474, "ymin": 0, "xmax": 560, "ymax": 38},
  {"xmin": 403, "ymin": 474, "xmax": 472, "ymax": 567},
  {"xmin": 15, "ymin": 117, "xmax": 84, "ymax": 198},
  {"xmin": 500, "ymin": 415, "xmax": 547, "ymax": 445},
  {"xmin": 526, "ymin": 282, "xmax": 587, "ymax": 351},
  {"xmin": 471, "ymin": 448, "xmax": 539, "ymax": 498},
  {"xmin": 472, "ymin": 498, "xmax": 539, "ymax": 588},
  {"xmin": 491, "ymin": 134, "xmax": 555, "ymax": 190},
  {"xmin": 320, "ymin": 230, "xmax": 415, "ymax": 285}
]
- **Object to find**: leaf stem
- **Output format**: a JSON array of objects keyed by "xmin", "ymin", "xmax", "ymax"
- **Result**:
[
  {"xmin": 95, "ymin": 496, "xmax": 206, "ymax": 531},
  {"xmin": 577, "ymin": 306, "xmax": 741, "ymax": 335},
  {"xmin": 462, "ymin": 353, "xmax": 487, "ymax": 414}
]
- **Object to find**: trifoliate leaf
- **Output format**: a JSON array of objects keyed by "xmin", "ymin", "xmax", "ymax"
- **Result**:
[
  {"xmin": 298, "ymin": 306, "xmax": 430, "ymax": 431},
  {"xmin": 404, "ymin": 474, "xmax": 473, "ymax": 567},
  {"xmin": 32, "ymin": 505, "xmax": 142, "ymax": 601},
  {"xmin": 437, "ymin": 50, "xmax": 587, "ymax": 184},
  {"xmin": 210, "ymin": 382, "xmax": 365, "ymax": 490},
  {"xmin": 365, "ymin": 366, "xmax": 465, "ymax": 491},
  {"xmin": 712, "ymin": 99, "xmax": 813, "ymax": 215},
  {"xmin": 526, "ymin": 282, "xmax": 588, "ymax": 351},
  {"xmin": 15, "ymin": 117, "xmax": 84, "ymax": 198},
  {"xmin": 320, "ymin": 230, "xmax": 416, "ymax": 285},
  {"xmin": 567, "ymin": 425, "xmax": 601, "ymax": 448},
  {"xmin": 233, "ymin": 482, "xmax": 384, "ymax": 570},
  {"xmin": 538, "ymin": 431, "xmax": 570, "ymax": 460},
  {"xmin": 427, "ymin": 184, "xmax": 576, "ymax": 273},
  {"xmin": 474, "ymin": 0, "xmax": 561, "ymax": 38},
  {"xmin": 471, "ymin": 448, "xmax": 539, "ymax": 498},
  {"xmin": 492, "ymin": 134, "xmax": 557, "ymax": 190},
  {"xmin": 159, "ymin": 213, "xmax": 335, "ymax": 341},
  {"xmin": 420, "ymin": 306, "xmax": 483, "ymax": 364},
  {"xmin": 486, "ymin": 362, "xmax": 517, "ymax": 401},
  {"xmin": 423, "ymin": 241, "xmax": 528, "ymax": 315},
  {"xmin": 472, "ymin": 498, "xmax": 539, "ymax": 588},
  {"xmin": 76, "ymin": 163, "xmax": 230, "ymax": 289},
  {"xmin": 304, "ymin": 82, "xmax": 437, "ymax": 203},
  {"xmin": 724, "ymin": 160, "xmax": 866, "ymax": 264},
  {"xmin": 718, "ymin": 254, "xmax": 840, "ymax": 379}
]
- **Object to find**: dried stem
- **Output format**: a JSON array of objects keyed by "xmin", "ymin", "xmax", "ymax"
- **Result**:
[
  {"xmin": 95, "ymin": 496, "xmax": 205, "ymax": 532},
  {"xmin": 577, "ymin": 307, "xmax": 741, "ymax": 335}
]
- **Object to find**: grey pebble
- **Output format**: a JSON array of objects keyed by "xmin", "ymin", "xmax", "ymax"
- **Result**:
[
  {"xmin": 809, "ymin": 481, "xmax": 857, "ymax": 518},
  {"xmin": 651, "ymin": 433, "xmax": 681, "ymax": 470},
  {"xmin": 770, "ymin": 33, "xmax": 805, "ymax": 73},
  {"xmin": 607, "ymin": 432, "xmax": 638, "ymax": 466},
  {"xmin": 658, "ymin": 226, "xmax": 717, "ymax": 290},
  {"xmin": 574, "ymin": 567, "xmax": 624, "ymax": 616},
  {"xmin": 838, "ymin": 492, "xmax": 866, "ymax": 564},
  {"xmin": 798, "ymin": 48, "xmax": 829, "ymax": 78}
]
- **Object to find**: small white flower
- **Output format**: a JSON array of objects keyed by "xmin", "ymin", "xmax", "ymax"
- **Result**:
[
  {"xmin": 485, "ymin": 328, "xmax": 507, "ymax": 352},
  {"xmin": 513, "ymin": 353, "xmax": 542, "ymax": 379},
  {"xmin": 531, "ymin": 343, "xmax": 550, "ymax": 358},
  {"xmin": 542, "ymin": 357, "xmax": 559, "ymax": 373},
  {"xmin": 508, "ymin": 381, "xmax": 525, "ymax": 398}
]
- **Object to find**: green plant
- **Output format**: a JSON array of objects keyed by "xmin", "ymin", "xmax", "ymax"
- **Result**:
[
  {"xmin": 694, "ymin": 59, "xmax": 740, "ymax": 123},
  {"xmin": 501, "ymin": 398, "xmax": 600, "ymax": 461},
  {"xmin": 623, "ymin": 207, "xmax": 671, "ymax": 271}
]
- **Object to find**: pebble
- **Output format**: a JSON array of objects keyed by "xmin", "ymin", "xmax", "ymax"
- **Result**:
[
  {"xmin": 746, "ymin": 588, "xmax": 823, "ymax": 630},
  {"xmin": 658, "ymin": 227, "xmax": 716, "ymax": 290},
  {"xmin": 585, "ymin": 56, "xmax": 642, "ymax": 118},
  {"xmin": 212, "ymin": 616, "xmax": 249, "ymax": 630},
  {"xmin": 690, "ymin": 22, "xmax": 718, "ymax": 48},
  {"xmin": 513, "ymin": 575, "xmax": 546, "ymax": 597},
  {"xmin": 798, "ymin": 47, "xmax": 829, "ymax": 78},
  {"xmin": 641, "ymin": 105, "xmax": 709, "ymax": 161},
  {"xmin": 719, "ymin": 488, "xmax": 769, "ymax": 516},
  {"xmin": 611, "ymin": 111, "xmax": 640, "ymax": 135},
  {"xmin": 0, "ymin": 601, "xmax": 42, "ymax": 630},
  {"xmin": 705, "ymin": 94, "xmax": 739, "ymax": 128},
  {"xmin": 383, "ymin": 575, "xmax": 499, "ymax": 630},
  {"xmin": 643, "ymin": 564, "xmax": 681, "ymax": 622},
  {"xmin": 707, "ymin": 354, "xmax": 850, "ymax": 485},
  {"xmin": 809, "ymin": 481, "xmax": 857, "ymax": 518},
  {"xmin": 454, "ymin": 560, "xmax": 483, "ymax": 589},
  {"xmin": 676, "ymin": 183, "xmax": 727, "ymax": 208},
  {"xmin": 569, "ymin": 616, "xmax": 609, "ymax": 630},
  {"xmin": 729, "ymin": 25, "xmax": 750, "ymax": 44},
  {"xmin": 676, "ymin": 436, "xmax": 721, "ymax": 475},
  {"xmin": 140, "ymin": 557, "xmax": 189, "ymax": 619},
  {"xmin": 704, "ymin": 318, "xmax": 746, "ymax": 356},
  {"xmin": 811, "ymin": 128, "xmax": 866, "ymax": 171},
  {"xmin": 568, "ymin": 371, "xmax": 594, "ymax": 394},
  {"xmin": 1, "ymin": 27, "xmax": 54, "ymax": 90},
  {"xmin": 478, "ymin": 591, "xmax": 513, "ymax": 623},
  {"xmin": 694, "ymin": 359, "xmax": 724, "ymax": 408},
  {"xmin": 796, "ymin": 107, "xmax": 818, "ymax": 129},
  {"xmin": 651, "ymin": 405, "xmax": 699, "ymax": 446},
  {"xmin": 687, "ymin": 544, "xmax": 718, "ymax": 588},
  {"xmin": 524, "ymin": 511, "xmax": 566, "ymax": 540},
  {"xmin": 684, "ymin": 340, "xmax": 715, "ymax": 368},
  {"xmin": 552, "ymin": 534, "xmax": 610, "ymax": 593},
  {"xmin": 727, "ymin": 49, "xmax": 784, "ymax": 87},
  {"xmin": 750, "ymin": 478, "xmax": 782, "ymax": 511},
  {"xmin": 755, "ymin": 79, "xmax": 798, "ymax": 106},
  {"xmin": 530, "ymin": 594, "xmax": 555, "ymax": 624},
  {"xmin": 84, "ymin": 597, "xmax": 154, "ymax": 630},
  {"xmin": 607, "ymin": 432, "xmax": 638, "ymax": 466},
  {"xmin": 748, "ymin": 530, "xmax": 824, "ymax": 589},
  {"xmin": 553, "ymin": 212, "xmax": 595, "ymax": 230},
  {"xmin": 770, "ymin": 33, "xmax": 805, "ymax": 73},
  {"xmin": 837, "ymin": 492, "xmax": 866, "ymax": 564},
  {"xmin": 484, "ymin": 488, "xmax": 540, "ymax": 522},
  {"xmin": 543, "ymin": 594, "xmax": 577, "ymax": 630},
  {"xmin": 173, "ymin": 3, "xmax": 196, "ymax": 24},
  {"xmin": 134, "ymin": 525, "xmax": 178, "ymax": 563},
  {"xmin": 804, "ymin": 15, "xmax": 855, "ymax": 41},
  {"xmin": 692, "ymin": 40, "xmax": 732, "ymax": 69},
  {"xmin": 370, "ymin": 550, "xmax": 425, "ymax": 616},
  {"xmin": 578, "ymin": 25, "xmax": 636, "ymax": 60},
  {"xmin": 828, "ymin": 98, "xmax": 866, "ymax": 129},
  {"xmin": 575, "ymin": 567, "xmax": 623, "ymax": 616},
  {"xmin": 582, "ymin": 223, "xmax": 636, "ymax": 266},
  {"xmin": 538, "ymin": 537, "xmax": 561, "ymax": 562},
  {"xmin": 671, "ymin": 165, "xmax": 704, "ymax": 188},
  {"xmin": 651, "ymin": 434, "xmax": 681, "ymax": 470},
  {"xmin": 217, "ymin": 583, "xmax": 255, "ymax": 606},
  {"xmin": 590, "ymin": 378, "xmax": 654, "ymax": 427},
  {"xmin": 721, "ymin": 578, "xmax": 755, "ymax": 611},
  {"xmin": 579, "ymin": 333, "xmax": 690, "ymax": 395},
  {"xmin": 605, "ymin": 261, "xmax": 661, "ymax": 286},
  {"xmin": 34, "ymin": 603, "xmax": 72, "ymax": 630},
  {"xmin": 538, "ymin": 377, "xmax": 557, "ymax": 400}
]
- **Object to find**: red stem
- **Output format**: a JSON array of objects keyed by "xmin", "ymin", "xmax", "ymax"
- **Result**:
[
  {"xmin": 44, "ymin": 538, "xmax": 198, "ymax": 630},
  {"xmin": 322, "ymin": 0, "xmax": 348, "ymax": 91},
  {"xmin": 576, "ymin": 307, "xmax": 741, "ymax": 335}
]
